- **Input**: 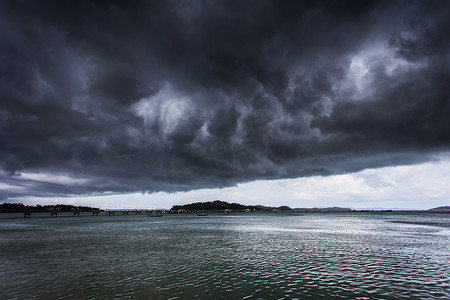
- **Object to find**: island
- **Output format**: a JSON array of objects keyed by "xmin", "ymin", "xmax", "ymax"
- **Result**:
[
  {"xmin": 169, "ymin": 200, "xmax": 259, "ymax": 213},
  {"xmin": 428, "ymin": 206, "xmax": 450, "ymax": 212}
]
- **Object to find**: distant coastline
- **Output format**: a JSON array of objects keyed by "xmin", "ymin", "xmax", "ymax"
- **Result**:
[
  {"xmin": 1, "ymin": 201, "xmax": 448, "ymax": 213},
  {"xmin": 167, "ymin": 200, "xmax": 449, "ymax": 213},
  {"xmin": 428, "ymin": 205, "xmax": 450, "ymax": 212},
  {"xmin": 0, "ymin": 203, "xmax": 100, "ymax": 213}
]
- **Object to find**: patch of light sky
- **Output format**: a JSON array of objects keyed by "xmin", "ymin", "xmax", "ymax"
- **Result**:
[
  {"xmin": 16, "ymin": 172, "xmax": 92, "ymax": 186},
  {"xmin": 10, "ymin": 153, "xmax": 450, "ymax": 210},
  {"xmin": 345, "ymin": 41, "xmax": 426, "ymax": 100},
  {"xmin": 132, "ymin": 83, "xmax": 195, "ymax": 136}
]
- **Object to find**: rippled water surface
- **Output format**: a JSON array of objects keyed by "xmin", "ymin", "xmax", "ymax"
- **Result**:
[{"xmin": 1, "ymin": 212, "xmax": 449, "ymax": 299}]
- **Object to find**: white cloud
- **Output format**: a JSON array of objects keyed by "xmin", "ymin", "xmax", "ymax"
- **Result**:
[
  {"xmin": 0, "ymin": 182, "xmax": 25, "ymax": 192},
  {"xmin": 15, "ymin": 172, "xmax": 92, "ymax": 186},
  {"xmin": 133, "ymin": 84, "xmax": 194, "ymax": 135}
]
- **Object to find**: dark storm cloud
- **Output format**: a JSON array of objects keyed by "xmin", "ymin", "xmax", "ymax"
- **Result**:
[{"xmin": 1, "ymin": 0, "xmax": 450, "ymax": 198}]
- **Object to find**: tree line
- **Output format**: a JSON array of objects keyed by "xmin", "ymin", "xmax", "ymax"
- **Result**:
[{"xmin": 0, "ymin": 203, "xmax": 99, "ymax": 213}]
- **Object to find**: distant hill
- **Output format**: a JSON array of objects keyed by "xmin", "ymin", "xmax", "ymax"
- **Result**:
[
  {"xmin": 172, "ymin": 202, "xmax": 356, "ymax": 212},
  {"xmin": 255, "ymin": 205, "xmax": 275, "ymax": 210},
  {"xmin": 170, "ymin": 200, "xmax": 259, "ymax": 212},
  {"xmin": 277, "ymin": 206, "xmax": 293, "ymax": 211},
  {"xmin": 255, "ymin": 205, "xmax": 293, "ymax": 211},
  {"xmin": 428, "ymin": 206, "xmax": 450, "ymax": 212},
  {"xmin": 294, "ymin": 207, "xmax": 352, "ymax": 212}
]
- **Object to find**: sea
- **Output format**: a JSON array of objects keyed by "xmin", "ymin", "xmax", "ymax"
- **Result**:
[{"xmin": 0, "ymin": 211, "xmax": 449, "ymax": 299}]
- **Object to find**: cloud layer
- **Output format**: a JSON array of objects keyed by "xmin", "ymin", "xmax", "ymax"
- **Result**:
[{"xmin": 1, "ymin": 0, "xmax": 450, "ymax": 198}]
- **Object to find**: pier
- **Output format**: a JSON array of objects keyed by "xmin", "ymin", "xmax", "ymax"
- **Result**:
[
  {"xmin": 3, "ymin": 204, "xmax": 161, "ymax": 218},
  {"xmin": 16, "ymin": 209, "xmax": 163, "ymax": 218}
]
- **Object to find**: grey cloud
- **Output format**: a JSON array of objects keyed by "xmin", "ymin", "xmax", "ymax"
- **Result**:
[{"xmin": 1, "ymin": 0, "xmax": 450, "ymax": 198}]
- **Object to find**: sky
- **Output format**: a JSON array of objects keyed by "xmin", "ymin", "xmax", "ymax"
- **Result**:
[{"xmin": 1, "ymin": 0, "xmax": 450, "ymax": 209}]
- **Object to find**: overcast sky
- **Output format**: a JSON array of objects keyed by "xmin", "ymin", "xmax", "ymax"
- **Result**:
[{"xmin": 1, "ymin": 0, "xmax": 450, "ymax": 209}]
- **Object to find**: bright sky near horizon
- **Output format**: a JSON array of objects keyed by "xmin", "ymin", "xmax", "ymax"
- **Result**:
[{"xmin": 9, "ymin": 153, "xmax": 450, "ymax": 210}]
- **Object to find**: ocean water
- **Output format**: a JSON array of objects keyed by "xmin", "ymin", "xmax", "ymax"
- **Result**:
[{"xmin": 0, "ymin": 212, "xmax": 449, "ymax": 299}]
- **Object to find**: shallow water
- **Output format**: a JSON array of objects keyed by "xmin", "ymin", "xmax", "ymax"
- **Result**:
[{"xmin": 0, "ymin": 212, "xmax": 449, "ymax": 299}]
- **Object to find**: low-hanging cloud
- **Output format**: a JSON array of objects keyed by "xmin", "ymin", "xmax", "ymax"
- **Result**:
[{"xmin": 1, "ymin": 0, "xmax": 450, "ymax": 199}]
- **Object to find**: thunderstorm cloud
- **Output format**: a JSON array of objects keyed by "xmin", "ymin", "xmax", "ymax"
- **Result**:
[{"xmin": 1, "ymin": 0, "xmax": 450, "ymax": 199}]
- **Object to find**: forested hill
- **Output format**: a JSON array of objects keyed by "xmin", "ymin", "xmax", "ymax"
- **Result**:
[
  {"xmin": 170, "ymin": 200, "xmax": 259, "ymax": 212},
  {"xmin": 0, "ymin": 203, "xmax": 99, "ymax": 213}
]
